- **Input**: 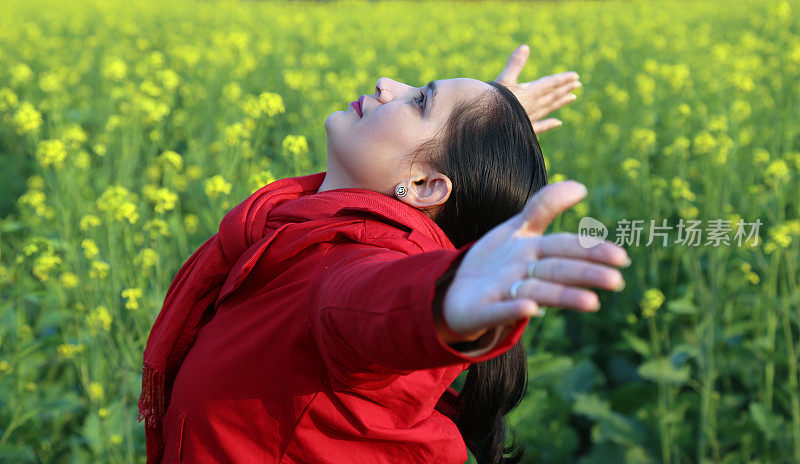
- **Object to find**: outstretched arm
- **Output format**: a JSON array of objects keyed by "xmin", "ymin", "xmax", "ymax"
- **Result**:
[
  {"xmin": 495, "ymin": 44, "xmax": 583, "ymax": 134},
  {"xmin": 308, "ymin": 241, "xmax": 527, "ymax": 388}
]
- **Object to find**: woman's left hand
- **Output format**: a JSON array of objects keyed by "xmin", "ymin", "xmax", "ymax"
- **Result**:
[{"xmin": 494, "ymin": 44, "xmax": 582, "ymax": 134}]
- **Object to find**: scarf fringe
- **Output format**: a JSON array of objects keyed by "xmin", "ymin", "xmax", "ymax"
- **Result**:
[{"xmin": 137, "ymin": 363, "xmax": 165, "ymax": 429}]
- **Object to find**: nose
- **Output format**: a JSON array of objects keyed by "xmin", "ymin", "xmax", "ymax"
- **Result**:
[{"xmin": 375, "ymin": 77, "xmax": 409, "ymax": 103}]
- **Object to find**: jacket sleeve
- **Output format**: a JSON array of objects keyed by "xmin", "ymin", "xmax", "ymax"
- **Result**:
[{"xmin": 307, "ymin": 240, "xmax": 529, "ymax": 386}]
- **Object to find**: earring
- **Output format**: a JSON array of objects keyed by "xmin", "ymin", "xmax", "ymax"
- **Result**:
[{"xmin": 395, "ymin": 185, "xmax": 407, "ymax": 197}]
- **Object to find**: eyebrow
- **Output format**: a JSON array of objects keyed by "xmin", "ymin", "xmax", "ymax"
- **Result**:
[{"xmin": 424, "ymin": 80, "xmax": 438, "ymax": 119}]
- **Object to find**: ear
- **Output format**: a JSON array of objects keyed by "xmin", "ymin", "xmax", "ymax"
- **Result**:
[{"xmin": 402, "ymin": 172, "xmax": 452, "ymax": 212}]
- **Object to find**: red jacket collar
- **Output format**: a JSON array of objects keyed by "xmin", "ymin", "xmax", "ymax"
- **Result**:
[{"xmin": 263, "ymin": 171, "xmax": 456, "ymax": 251}]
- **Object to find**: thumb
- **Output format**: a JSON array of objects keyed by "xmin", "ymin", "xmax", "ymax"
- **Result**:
[
  {"xmin": 495, "ymin": 44, "xmax": 530, "ymax": 85},
  {"xmin": 519, "ymin": 180, "xmax": 587, "ymax": 235}
]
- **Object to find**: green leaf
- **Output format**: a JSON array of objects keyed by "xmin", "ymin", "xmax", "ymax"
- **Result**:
[
  {"xmin": 0, "ymin": 444, "xmax": 37, "ymax": 463},
  {"xmin": 749, "ymin": 402, "xmax": 783, "ymax": 440},
  {"xmin": 637, "ymin": 357, "xmax": 690, "ymax": 385},
  {"xmin": 527, "ymin": 352, "xmax": 573, "ymax": 386},
  {"xmin": 621, "ymin": 330, "xmax": 651, "ymax": 358},
  {"xmin": 667, "ymin": 298, "xmax": 697, "ymax": 315}
]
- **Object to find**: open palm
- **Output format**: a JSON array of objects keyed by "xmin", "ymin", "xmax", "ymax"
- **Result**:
[
  {"xmin": 442, "ymin": 181, "xmax": 630, "ymax": 338},
  {"xmin": 495, "ymin": 44, "xmax": 583, "ymax": 134}
]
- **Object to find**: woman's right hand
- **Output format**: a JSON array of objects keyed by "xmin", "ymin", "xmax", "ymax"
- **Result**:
[{"xmin": 441, "ymin": 180, "xmax": 631, "ymax": 340}]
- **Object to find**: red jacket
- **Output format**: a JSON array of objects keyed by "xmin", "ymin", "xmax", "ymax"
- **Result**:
[{"xmin": 151, "ymin": 171, "xmax": 528, "ymax": 463}]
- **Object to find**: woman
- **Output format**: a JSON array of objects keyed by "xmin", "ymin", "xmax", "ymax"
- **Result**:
[{"xmin": 138, "ymin": 45, "xmax": 630, "ymax": 463}]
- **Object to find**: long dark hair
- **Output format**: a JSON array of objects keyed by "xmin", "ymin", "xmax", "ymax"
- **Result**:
[{"xmin": 414, "ymin": 80, "xmax": 547, "ymax": 463}]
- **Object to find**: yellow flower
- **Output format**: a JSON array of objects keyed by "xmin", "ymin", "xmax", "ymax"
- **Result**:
[
  {"xmin": 88, "ymin": 382, "xmax": 104, "ymax": 401},
  {"xmin": 671, "ymin": 177, "xmax": 695, "ymax": 201},
  {"xmin": 248, "ymin": 170, "xmax": 276, "ymax": 193},
  {"xmin": 99, "ymin": 408, "xmax": 110, "ymax": 419},
  {"xmin": 39, "ymin": 71, "xmax": 62, "ymax": 93},
  {"xmin": 223, "ymin": 122, "xmax": 250, "ymax": 146},
  {"xmin": 60, "ymin": 272, "xmax": 79, "ymax": 288},
  {"xmin": 93, "ymin": 143, "xmax": 107, "ymax": 157},
  {"xmin": 692, "ymin": 131, "xmax": 715, "ymax": 155},
  {"xmin": 33, "ymin": 254, "xmax": 62, "ymax": 282},
  {"xmin": 117, "ymin": 202, "xmax": 139, "ymax": 224},
  {"xmin": 73, "ymin": 150, "xmax": 91, "ymax": 169},
  {"xmin": 186, "ymin": 165, "xmax": 202, "ymax": 180},
  {"xmin": 259, "ymin": 92, "xmax": 285, "ymax": 117},
  {"xmin": 0, "ymin": 87, "xmax": 19, "ymax": 112},
  {"xmin": 35, "ymin": 140, "xmax": 68, "ymax": 169},
  {"xmin": 282, "ymin": 134, "xmax": 309, "ymax": 156},
  {"xmin": 122, "ymin": 287, "xmax": 143, "ymax": 310},
  {"xmin": 144, "ymin": 218, "xmax": 170, "ymax": 238},
  {"xmin": 87, "ymin": 306, "xmax": 113, "ymax": 333},
  {"xmin": 768, "ymin": 224, "xmax": 792, "ymax": 248},
  {"xmin": 664, "ymin": 137, "xmax": 690, "ymax": 158},
  {"xmin": 13, "ymin": 102, "xmax": 43, "ymax": 135},
  {"xmin": 640, "ymin": 288, "xmax": 665, "ymax": 318},
  {"xmin": 110, "ymin": 434, "xmax": 123, "ymax": 446},
  {"xmin": 81, "ymin": 239, "xmax": 100, "ymax": 259},
  {"xmin": 0, "ymin": 361, "xmax": 10, "ymax": 373},
  {"xmin": 621, "ymin": 158, "xmax": 641, "ymax": 179},
  {"xmin": 679, "ymin": 205, "xmax": 699, "ymax": 219},
  {"xmin": 753, "ymin": 148, "xmax": 770, "ymax": 165},
  {"xmin": 102, "ymin": 57, "xmax": 128, "ymax": 81},
  {"xmin": 157, "ymin": 150, "xmax": 184, "ymax": 170},
  {"xmin": 80, "ymin": 214, "xmax": 101, "ymax": 231},
  {"xmin": 18, "ymin": 190, "xmax": 49, "ymax": 217},
  {"xmin": 204, "ymin": 175, "xmax": 232, "ymax": 198},
  {"xmin": 27, "ymin": 175, "xmax": 44, "ymax": 190},
  {"xmin": 23, "ymin": 242, "xmax": 39, "ymax": 256},
  {"xmin": 631, "ymin": 128, "xmax": 656, "ymax": 153},
  {"xmin": 96, "ymin": 185, "xmax": 140, "ymax": 224},
  {"xmin": 10, "ymin": 63, "xmax": 34, "ymax": 86},
  {"xmin": 183, "ymin": 214, "xmax": 199, "ymax": 234},
  {"xmin": 764, "ymin": 159, "xmax": 790, "ymax": 186},
  {"xmin": 151, "ymin": 187, "xmax": 178, "ymax": 214},
  {"xmin": 135, "ymin": 248, "xmax": 159, "ymax": 270},
  {"xmin": 677, "ymin": 103, "xmax": 691, "ymax": 116},
  {"xmin": 89, "ymin": 260, "xmax": 110, "ymax": 280},
  {"xmin": 550, "ymin": 173, "xmax": 566, "ymax": 183},
  {"xmin": 61, "ymin": 124, "xmax": 88, "ymax": 149},
  {"xmin": 708, "ymin": 115, "xmax": 728, "ymax": 133},
  {"xmin": 222, "ymin": 81, "xmax": 242, "ymax": 102},
  {"xmin": 57, "ymin": 343, "xmax": 85, "ymax": 360},
  {"xmin": 635, "ymin": 73, "xmax": 656, "ymax": 105},
  {"xmin": 731, "ymin": 100, "xmax": 751, "ymax": 121}
]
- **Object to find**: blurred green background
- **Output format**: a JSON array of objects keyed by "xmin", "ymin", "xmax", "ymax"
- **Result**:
[{"xmin": 0, "ymin": 0, "xmax": 798, "ymax": 462}]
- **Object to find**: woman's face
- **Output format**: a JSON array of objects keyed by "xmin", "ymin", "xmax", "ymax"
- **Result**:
[{"xmin": 320, "ymin": 77, "xmax": 493, "ymax": 208}]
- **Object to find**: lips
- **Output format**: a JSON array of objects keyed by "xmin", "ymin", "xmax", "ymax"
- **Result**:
[{"xmin": 350, "ymin": 100, "xmax": 362, "ymax": 117}]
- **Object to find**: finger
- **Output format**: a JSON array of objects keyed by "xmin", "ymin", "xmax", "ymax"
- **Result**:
[
  {"xmin": 464, "ymin": 299, "xmax": 540, "ymax": 332},
  {"xmin": 529, "ymin": 257, "xmax": 625, "ymax": 292},
  {"xmin": 519, "ymin": 181, "xmax": 588, "ymax": 235},
  {"xmin": 546, "ymin": 92, "xmax": 578, "ymax": 114},
  {"xmin": 532, "ymin": 118, "xmax": 562, "ymax": 134},
  {"xmin": 535, "ymin": 233, "xmax": 631, "ymax": 268},
  {"xmin": 532, "ymin": 81, "xmax": 580, "ymax": 115},
  {"xmin": 516, "ymin": 278, "xmax": 600, "ymax": 312},
  {"xmin": 495, "ymin": 44, "xmax": 530, "ymax": 85},
  {"xmin": 529, "ymin": 71, "xmax": 580, "ymax": 93}
]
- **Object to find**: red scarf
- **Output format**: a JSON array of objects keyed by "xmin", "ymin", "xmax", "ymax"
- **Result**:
[{"xmin": 137, "ymin": 171, "xmax": 329, "ymax": 457}]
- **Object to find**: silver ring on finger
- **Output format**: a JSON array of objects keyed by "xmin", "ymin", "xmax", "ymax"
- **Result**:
[
  {"xmin": 527, "ymin": 260, "xmax": 538, "ymax": 279},
  {"xmin": 509, "ymin": 279, "xmax": 525, "ymax": 300}
]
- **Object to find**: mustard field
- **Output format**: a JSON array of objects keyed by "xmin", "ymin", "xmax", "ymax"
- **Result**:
[{"xmin": 0, "ymin": 0, "xmax": 798, "ymax": 462}]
